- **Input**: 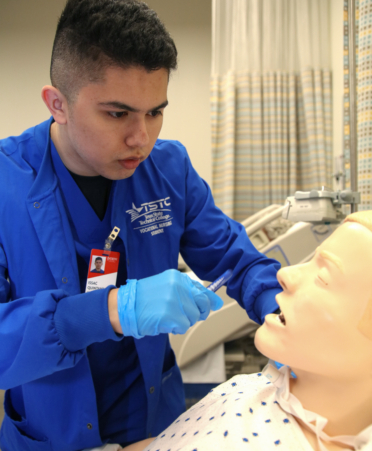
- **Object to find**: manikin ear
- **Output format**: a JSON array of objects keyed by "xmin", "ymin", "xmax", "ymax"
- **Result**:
[
  {"xmin": 41, "ymin": 85, "xmax": 69, "ymax": 125},
  {"xmin": 358, "ymin": 295, "xmax": 372, "ymax": 341}
]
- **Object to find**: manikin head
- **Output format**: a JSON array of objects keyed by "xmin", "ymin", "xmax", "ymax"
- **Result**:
[
  {"xmin": 255, "ymin": 211, "xmax": 372, "ymax": 381},
  {"xmin": 42, "ymin": 0, "xmax": 177, "ymax": 179}
]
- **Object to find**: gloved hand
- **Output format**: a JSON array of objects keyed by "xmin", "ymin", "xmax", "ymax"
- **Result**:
[{"xmin": 117, "ymin": 269, "xmax": 223, "ymax": 338}]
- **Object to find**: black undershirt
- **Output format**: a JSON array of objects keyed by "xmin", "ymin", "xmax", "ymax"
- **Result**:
[{"xmin": 68, "ymin": 170, "xmax": 113, "ymax": 221}]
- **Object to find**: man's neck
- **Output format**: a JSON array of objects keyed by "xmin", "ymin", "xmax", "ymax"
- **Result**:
[
  {"xmin": 290, "ymin": 369, "xmax": 372, "ymax": 438},
  {"xmin": 50, "ymin": 122, "xmax": 112, "ymax": 221},
  {"xmin": 50, "ymin": 122, "xmax": 71, "ymax": 172},
  {"xmin": 50, "ymin": 121, "xmax": 93, "ymax": 176}
]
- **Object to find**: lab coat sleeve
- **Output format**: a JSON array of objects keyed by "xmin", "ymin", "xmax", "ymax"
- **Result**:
[
  {"xmin": 179, "ymin": 151, "xmax": 282, "ymax": 324},
  {"xmin": 0, "ymin": 243, "xmax": 120, "ymax": 389}
]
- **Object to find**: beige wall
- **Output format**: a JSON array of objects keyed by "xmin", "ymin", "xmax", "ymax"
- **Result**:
[
  {"xmin": 0, "ymin": 0, "xmax": 213, "ymax": 184},
  {"xmin": 0, "ymin": 1, "xmax": 66, "ymax": 137},
  {"xmin": 146, "ymin": 0, "xmax": 212, "ymax": 184}
]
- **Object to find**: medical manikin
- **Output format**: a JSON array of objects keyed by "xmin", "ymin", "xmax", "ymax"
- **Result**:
[{"xmin": 103, "ymin": 210, "xmax": 372, "ymax": 451}]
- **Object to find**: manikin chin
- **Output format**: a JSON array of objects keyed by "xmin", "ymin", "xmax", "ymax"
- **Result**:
[{"xmin": 255, "ymin": 212, "xmax": 372, "ymax": 451}]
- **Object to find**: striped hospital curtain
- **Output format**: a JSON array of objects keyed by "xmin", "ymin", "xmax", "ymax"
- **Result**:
[
  {"xmin": 211, "ymin": 70, "xmax": 333, "ymax": 221},
  {"xmin": 357, "ymin": 0, "xmax": 372, "ymax": 210},
  {"xmin": 211, "ymin": 72, "xmax": 236, "ymax": 219},
  {"xmin": 300, "ymin": 70, "xmax": 333, "ymax": 192}
]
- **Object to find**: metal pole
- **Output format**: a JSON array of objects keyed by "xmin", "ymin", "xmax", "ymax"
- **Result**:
[{"xmin": 348, "ymin": 0, "xmax": 358, "ymax": 212}]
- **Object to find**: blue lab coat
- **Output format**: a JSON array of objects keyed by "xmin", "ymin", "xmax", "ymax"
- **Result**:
[{"xmin": 0, "ymin": 118, "xmax": 281, "ymax": 450}]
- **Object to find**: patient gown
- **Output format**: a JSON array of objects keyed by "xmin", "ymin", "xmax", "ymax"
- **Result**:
[{"xmin": 144, "ymin": 367, "xmax": 372, "ymax": 451}]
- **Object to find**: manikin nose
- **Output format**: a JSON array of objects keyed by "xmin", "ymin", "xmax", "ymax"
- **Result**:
[
  {"xmin": 126, "ymin": 118, "xmax": 149, "ymax": 148},
  {"xmin": 277, "ymin": 266, "xmax": 301, "ymax": 292}
]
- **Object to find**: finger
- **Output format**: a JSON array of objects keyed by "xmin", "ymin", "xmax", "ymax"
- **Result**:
[
  {"xmin": 204, "ymin": 289, "xmax": 224, "ymax": 311},
  {"xmin": 158, "ymin": 315, "xmax": 190, "ymax": 335},
  {"xmin": 190, "ymin": 279, "xmax": 224, "ymax": 311},
  {"xmin": 158, "ymin": 311, "xmax": 191, "ymax": 334},
  {"xmin": 189, "ymin": 287, "xmax": 211, "ymax": 320},
  {"xmin": 179, "ymin": 294, "xmax": 201, "ymax": 326},
  {"xmin": 170, "ymin": 324, "xmax": 190, "ymax": 335}
]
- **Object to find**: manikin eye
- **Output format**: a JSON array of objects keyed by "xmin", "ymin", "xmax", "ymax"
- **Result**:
[{"xmin": 317, "ymin": 267, "xmax": 329, "ymax": 286}]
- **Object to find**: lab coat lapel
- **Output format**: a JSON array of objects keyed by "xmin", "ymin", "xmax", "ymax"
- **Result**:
[
  {"xmin": 26, "ymin": 125, "xmax": 80, "ymax": 294},
  {"xmin": 111, "ymin": 178, "xmax": 131, "ymax": 268}
]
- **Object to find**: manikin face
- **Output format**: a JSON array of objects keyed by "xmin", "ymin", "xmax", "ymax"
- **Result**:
[
  {"xmin": 95, "ymin": 259, "xmax": 103, "ymax": 271},
  {"xmin": 58, "ymin": 66, "xmax": 169, "ymax": 179},
  {"xmin": 255, "ymin": 221, "xmax": 372, "ymax": 379}
]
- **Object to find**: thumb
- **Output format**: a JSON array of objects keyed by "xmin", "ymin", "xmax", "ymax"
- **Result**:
[
  {"xmin": 190, "ymin": 279, "xmax": 224, "ymax": 311},
  {"xmin": 204, "ymin": 289, "xmax": 224, "ymax": 311}
]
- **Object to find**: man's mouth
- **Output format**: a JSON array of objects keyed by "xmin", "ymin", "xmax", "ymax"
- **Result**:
[
  {"xmin": 276, "ymin": 312, "xmax": 286, "ymax": 326},
  {"xmin": 118, "ymin": 158, "xmax": 141, "ymax": 170}
]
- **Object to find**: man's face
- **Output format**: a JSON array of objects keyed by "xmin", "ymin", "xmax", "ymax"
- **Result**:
[
  {"xmin": 58, "ymin": 66, "xmax": 169, "ymax": 179},
  {"xmin": 95, "ymin": 259, "xmax": 103, "ymax": 270},
  {"xmin": 255, "ymin": 221, "xmax": 372, "ymax": 379}
]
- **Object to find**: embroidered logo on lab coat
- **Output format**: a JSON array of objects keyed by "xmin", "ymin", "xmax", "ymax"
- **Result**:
[{"xmin": 126, "ymin": 197, "xmax": 173, "ymax": 236}]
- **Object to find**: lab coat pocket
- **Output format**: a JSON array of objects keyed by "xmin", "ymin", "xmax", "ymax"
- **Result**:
[{"xmin": 0, "ymin": 390, "xmax": 52, "ymax": 451}]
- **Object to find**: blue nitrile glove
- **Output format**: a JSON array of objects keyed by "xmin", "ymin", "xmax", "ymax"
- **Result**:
[{"xmin": 117, "ymin": 269, "xmax": 223, "ymax": 338}]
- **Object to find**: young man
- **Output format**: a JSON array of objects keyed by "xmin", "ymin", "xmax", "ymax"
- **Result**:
[
  {"xmin": 0, "ymin": 1, "xmax": 281, "ymax": 450},
  {"xmin": 91, "ymin": 257, "xmax": 105, "ymax": 274}
]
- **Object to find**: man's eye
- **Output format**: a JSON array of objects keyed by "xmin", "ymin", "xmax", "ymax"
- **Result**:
[
  {"xmin": 108, "ymin": 111, "xmax": 125, "ymax": 118},
  {"xmin": 148, "ymin": 110, "xmax": 162, "ymax": 118}
]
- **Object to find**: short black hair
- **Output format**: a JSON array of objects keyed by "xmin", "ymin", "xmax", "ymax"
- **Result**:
[
  {"xmin": 51, "ymin": 0, "xmax": 177, "ymax": 101},
  {"xmin": 95, "ymin": 257, "xmax": 103, "ymax": 262}
]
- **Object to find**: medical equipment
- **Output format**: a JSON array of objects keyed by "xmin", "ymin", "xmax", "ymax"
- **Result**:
[{"xmin": 282, "ymin": 187, "xmax": 360, "ymax": 224}]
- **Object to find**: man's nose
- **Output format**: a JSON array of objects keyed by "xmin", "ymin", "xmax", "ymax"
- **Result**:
[
  {"xmin": 125, "ymin": 117, "xmax": 149, "ymax": 148},
  {"xmin": 277, "ymin": 266, "xmax": 301, "ymax": 292}
]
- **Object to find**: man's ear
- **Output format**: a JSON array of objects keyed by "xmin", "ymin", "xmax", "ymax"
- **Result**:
[{"xmin": 41, "ymin": 85, "xmax": 69, "ymax": 125}]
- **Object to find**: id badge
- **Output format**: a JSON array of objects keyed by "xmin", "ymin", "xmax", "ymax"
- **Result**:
[{"xmin": 85, "ymin": 249, "xmax": 120, "ymax": 292}]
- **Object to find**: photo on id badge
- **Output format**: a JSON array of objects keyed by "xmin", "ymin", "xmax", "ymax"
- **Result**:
[{"xmin": 90, "ymin": 255, "xmax": 106, "ymax": 274}]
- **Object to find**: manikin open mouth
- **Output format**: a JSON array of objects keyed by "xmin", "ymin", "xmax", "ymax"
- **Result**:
[{"xmin": 276, "ymin": 312, "xmax": 286, "ymax": 325}]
